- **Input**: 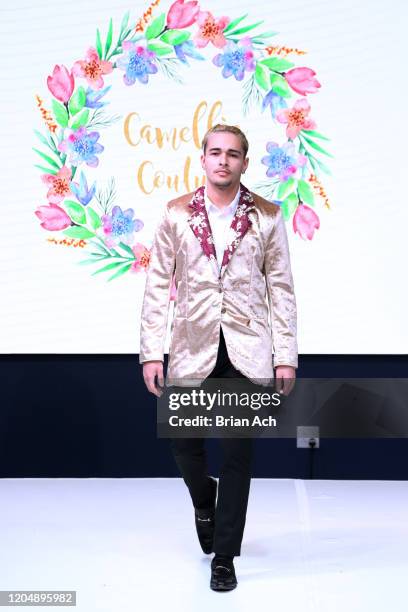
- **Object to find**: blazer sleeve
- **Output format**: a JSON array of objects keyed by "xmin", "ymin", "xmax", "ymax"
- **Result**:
[
  {"xmin": 139, "ymin": 202, "xmax": 176, "ymax": 364},
  {"xmin": 264, "ymin": 208, "xmax": 298, "ymax": 369}
]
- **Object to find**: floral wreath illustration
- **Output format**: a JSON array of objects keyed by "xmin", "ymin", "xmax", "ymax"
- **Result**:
[{"xmin": 34, "ymin": 0, "xmax": 333, "ymax": 286}]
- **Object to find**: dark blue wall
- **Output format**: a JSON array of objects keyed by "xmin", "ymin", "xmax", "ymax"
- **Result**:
[{"xmin": 0, "ymin": 354, "xmax": 406, "ymax": 478}]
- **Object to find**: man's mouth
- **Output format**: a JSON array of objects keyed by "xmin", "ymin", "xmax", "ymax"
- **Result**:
[{"xmin": 216, "ymin": 170, "xmax": 230, "ymax": 175}]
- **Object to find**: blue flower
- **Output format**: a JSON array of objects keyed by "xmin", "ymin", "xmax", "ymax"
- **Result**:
[
  {"xmin": 70, "ymin": 170, "xmax": 96, "ymax": 206},
  {"xmin": 262, "ymin": 89, "xmax": 287, "ymax": 119},
  {"xmin": 174, "ymin": 40, "xmax": 205, "ymax": 65},
  {"xmin": 101, "ymin": 206, "xmax": 144, "ymax": 247},
  {"xmin": 84, "ymin": 85, "xmax": 112, "ymax": 109},
  {"xmin": 212, "ymin": 37, "xmax": 256, "ymax": 81},
  {"xmin": 58, "ymin": 127, "xmax": 104, "ymax": 168},
  {"xmin": 261, "ymin": 141, "xmax": 307, "ymax": 181},
  {"xmin": 116, "ymin": 41, "xmax": 158, "ymax": 86}
]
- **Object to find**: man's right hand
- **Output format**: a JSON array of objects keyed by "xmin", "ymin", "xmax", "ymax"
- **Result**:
[{"xmin": 142, "ymin": 361, "xmax": 165, "ymax": 397}]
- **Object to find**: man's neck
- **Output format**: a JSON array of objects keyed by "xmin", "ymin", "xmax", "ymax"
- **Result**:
[{"xmin": 205, "ymin": 181, "xmax": 241, "ymax": 210}]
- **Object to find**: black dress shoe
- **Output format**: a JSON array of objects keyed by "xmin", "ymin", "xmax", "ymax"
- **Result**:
[
  {"xmin": 194, "ymin": 476, "xmax": 217, "ymax": 554},
  {"xmin": 210, "ymin": 556, "xmax": 237, "ymax": 591}
]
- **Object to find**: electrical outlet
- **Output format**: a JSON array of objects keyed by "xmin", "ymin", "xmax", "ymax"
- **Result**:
[{"xmin": 297, "ymin": 426, "xmax": 320, "ymax": 448}]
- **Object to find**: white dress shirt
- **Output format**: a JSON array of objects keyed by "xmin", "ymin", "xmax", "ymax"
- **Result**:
[{"xmin": 204, "ymin": 185, "xmax": 241, "ymax": 270}]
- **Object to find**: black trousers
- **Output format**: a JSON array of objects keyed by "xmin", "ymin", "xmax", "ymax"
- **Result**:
[{"xmin": 169, "ymin": 326, "xmax": 254, "ymax": 557}]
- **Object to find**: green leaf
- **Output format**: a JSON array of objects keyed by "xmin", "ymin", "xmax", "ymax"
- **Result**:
[
  {"xmin": 160, "ymin": 29, "xmax": 190, "ymax": 46},
  {"xmin": 68, "ymin": 86, "xmax": 86, "ymax": 115},
  {"xmin": 260, "ymin": 57, "xmax": 294, "ymax": 71},
  {"xmin": 147, "ymin": 40, "xmax": 174, "ymax": 56},
  {"xmin": 223, "ymin": 14, "xmax": 248, "ymax": 33},
  {"xmin": 96, "ymin": 28, "xmax": 103, "ymax": 59},
  {"xmin": 300, "ymin": 133, "xmax": 334, "ymax": 158},
  {"xmin": 313, "ymin": 156, "xmax": 332, "ymax": 176},
  {"xmin": 276, "ymin": 177, "xmax": 296, "ymax": 200},
  {"xmin": 119, "ymin": 10, "xmax": 130, "ymax": 38},
  {"xmin": 227, "ymin": 21, "xmax": 264, "ymax": 36},
  {"xmin": 302, "ymin": 129, "xmax": 330, "ymax": 141},
  {"xmin": 33, "ymin": 129, "xmax": 55, "ymax": 152},
  {"xmin": 146, "ymin": 13, "xmax": 166, "ymax": 40},
  {"xmin": 297, "ymin": 179, "xmax": 315, "ymax": 206},
  {"xmin": 250, "ymin": 31, "xmax": 278, "ymax": 39},
  {"xmin": 64, "ymin": 200, "xmax": 86, "ymax": 224},
  {"xmin": 104, "ymin": 18, "xmax": 113, "ymax": 57},
  {"xmin": 87, "ymin": 207, "xmax": 102, "ymax": 230},
  {"xmin": 91, "ymin": 260, "xmax": 127, "ymax": 276},
  {"xmin": 34, "ymin": 164, "xmax": 58, "ymax": 175},
  {"xmin": 51, "ymin": 99, "xmax": 69, "ymax": 127},
  {"xmin": 255, "ymin": 63, "xmax": 270, "ymax": 91},
  {"xmin": 89, "ymin": 239, "xmax": 111, "ymax": 255},
  {"xmin": 70, "ymin": 108, "xmax": 90, "ymax": 129},
  {"xmin": 118, "ymin": 241, "xmax": 136, "ymax": 258},
  {"xmin": 63, "ymin": 226, "xmax": 96, "ymax": 239},
  {"xmin": 269, "ymin": 73, "xmax": 291, "ymax": 97},
  {"xmin": 78, "ymin": 257, "xmax": 107, "ymax": 266},
  {"xmin": 32, "ymin": 147, "xmax": 61, "ymax": 169},
  {"xmin": 108, "ymin": 262, "xmax": 132, "ymax": 281},
  {"xmin": 281, "ymin": 193, "xmax": 298, "ymax": 221}
]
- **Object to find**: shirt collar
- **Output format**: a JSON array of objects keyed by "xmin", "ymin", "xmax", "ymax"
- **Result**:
[{"xmin": 204, "ymin": 184, "xmax": 241, "ymax": 216}]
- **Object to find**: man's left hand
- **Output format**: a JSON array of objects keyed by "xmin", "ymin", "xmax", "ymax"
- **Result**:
[{"xmin": 274, "ymin": 366, "xmax": 296, "ymax": 396}]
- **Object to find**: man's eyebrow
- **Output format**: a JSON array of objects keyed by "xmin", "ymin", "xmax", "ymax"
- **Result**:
[{"xmin": 208, "ymin": 147, "xmax": 242, "ymax": 154}]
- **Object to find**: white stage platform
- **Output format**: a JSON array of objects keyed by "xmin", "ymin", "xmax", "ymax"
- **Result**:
[{"xmin": 0, "ymin": 478, "xmax": 407, "ymax": 610}]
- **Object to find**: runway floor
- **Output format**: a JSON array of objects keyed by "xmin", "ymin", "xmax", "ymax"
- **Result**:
[{"xmin": 0, "ymin": 478, "xmax": 407, "ymax": 611}]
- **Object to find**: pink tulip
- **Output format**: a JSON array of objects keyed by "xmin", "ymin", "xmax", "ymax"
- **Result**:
[
  {"xmin": 285, "ymin": 67, "xmax": 321, "ymax": 95},
  {"xmin": 167, "ymin": 0, "xmax": 200, "ymax": 29},
  {"xmin": 47, "ymin": 64, "xmax": 75, "ymax": 103},
  {"xmin": 293, "ymin": 204, "xmax": 320, "ymax": 240},
  {"xmin": 35, "ymin": 204, "xmax": 71, "ymax": 231}
]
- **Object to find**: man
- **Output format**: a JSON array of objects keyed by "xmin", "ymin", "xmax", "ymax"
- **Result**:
[{"xmin": 140, "ymin": 124, "xmax": 298, "ymax": 591}]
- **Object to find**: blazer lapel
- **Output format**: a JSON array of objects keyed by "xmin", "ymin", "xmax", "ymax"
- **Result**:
[
  {"xmin": 187, "ymin": 185, "xmax": 218, "ymax": 271},
  {"xmin": 187, "ymin": 183, "xmax": 255, "ymax": 278},
  {"xmin": 219, "ymin": 184, "xmax": 255, "ymax": 278}
]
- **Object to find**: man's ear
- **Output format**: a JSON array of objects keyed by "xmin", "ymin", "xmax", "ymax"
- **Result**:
[{"xmin": 200, "ymin": 153, "xmax": 205, "ymax": 169}]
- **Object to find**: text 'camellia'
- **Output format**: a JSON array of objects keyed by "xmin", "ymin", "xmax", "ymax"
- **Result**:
[{"xmin": 123, "ymin": 100, "xmax": 231, "ymax": 194}]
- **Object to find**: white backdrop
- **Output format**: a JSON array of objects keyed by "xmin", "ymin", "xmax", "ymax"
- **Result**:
[{"xmin": 0, "ymin": 0, "xmax": 406, "ymax": 353}]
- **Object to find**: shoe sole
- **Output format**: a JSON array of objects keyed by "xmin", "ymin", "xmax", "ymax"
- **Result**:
[{"xmin": 210, "ymin": 581, "xmax": 237, "ymax": 591}]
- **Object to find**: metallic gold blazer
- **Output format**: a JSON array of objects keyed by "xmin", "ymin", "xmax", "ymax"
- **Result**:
[{"xmin": 139, "ymin": 182, "xmax": 298, "ymax": 386}]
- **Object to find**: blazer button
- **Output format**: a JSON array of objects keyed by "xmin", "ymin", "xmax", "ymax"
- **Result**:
[{"xmin": 221, "ymin": 307, "xmax": 226, "ymax": 314}]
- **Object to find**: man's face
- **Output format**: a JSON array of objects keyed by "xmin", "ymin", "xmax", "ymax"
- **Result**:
[{"xmin": 200, "ymin": 132, "xmax": 249, "ymax": 190}]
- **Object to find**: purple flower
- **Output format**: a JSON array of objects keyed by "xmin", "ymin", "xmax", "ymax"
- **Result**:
[
  {"xmin": 70, "ymin": 170, "xmax": 96, "ymax": 206},
  {"xmin": 101, "ymin": 206, "xmax": 144, "ymax": 247},
  {"xmin": 212, "ymin": 36, "xmax": 255, "ymax": 81},
  {"xmin": 84, "ymin": 85, "xmax": 112, "ymax": 109},
  {"xmin": 174, "ymin": 40, "xmax": 205, "ymax": 65},
  {"xmin": 116, "ymin": 41, "xmax": 158, "ymax": 86},
  {"xmin": 262, "ymin": 89, "xmax": 287, "ymax": 119},
  {"xmin": 261, "ymin": 141, "xmax": 307, "ymax": 181},
  {"xmin": 58, "ymin": 127, "xmax": 104, "ymax": 168}
]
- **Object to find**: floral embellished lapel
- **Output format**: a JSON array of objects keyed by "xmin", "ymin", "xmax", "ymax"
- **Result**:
[{"xmin": 187, "ymin": 182, "xmax": 255, "ymax": 279}]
